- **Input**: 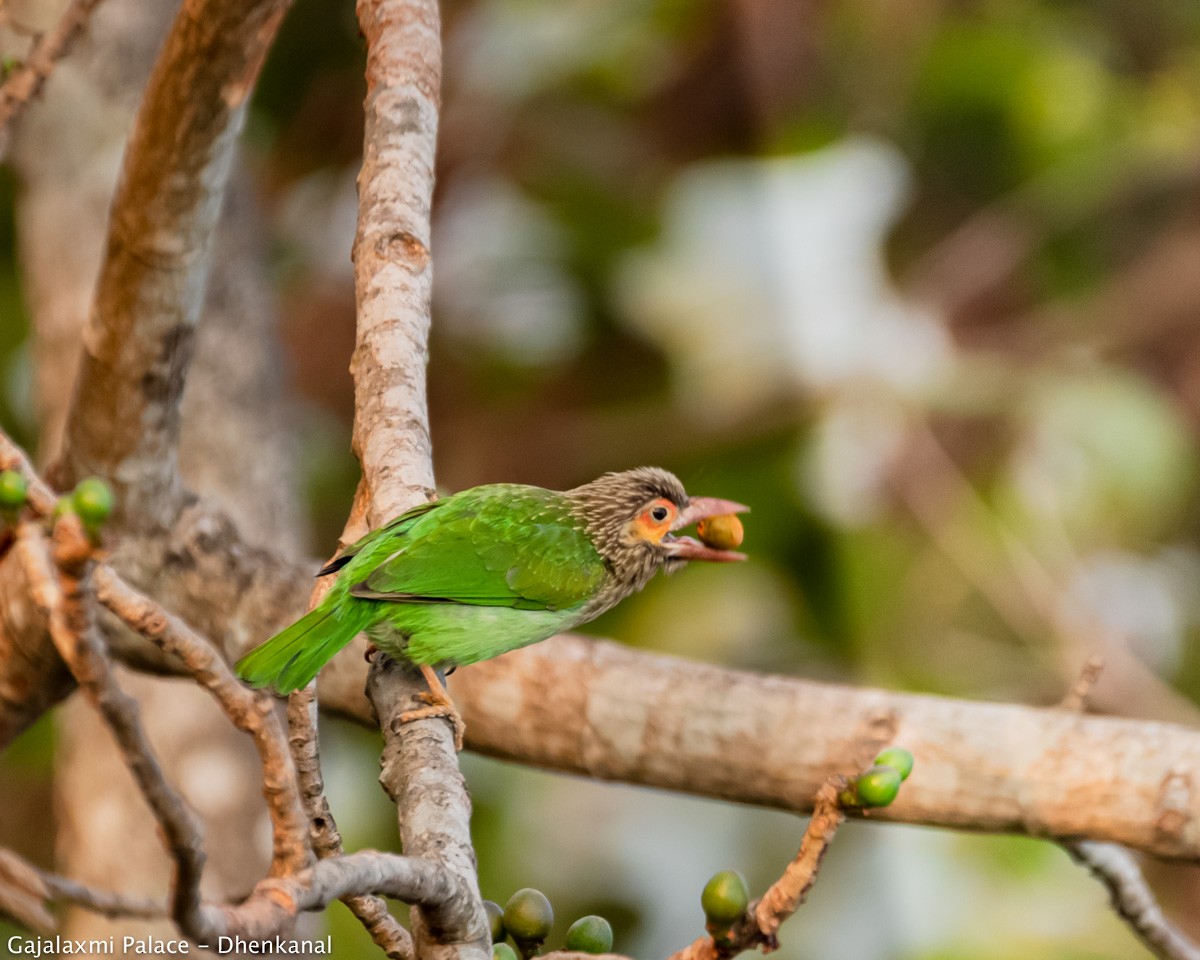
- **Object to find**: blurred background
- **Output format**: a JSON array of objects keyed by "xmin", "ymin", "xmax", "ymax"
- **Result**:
[{"xmin": 4, "ymin": 0, "xmax": 1200, "ymax": 956}]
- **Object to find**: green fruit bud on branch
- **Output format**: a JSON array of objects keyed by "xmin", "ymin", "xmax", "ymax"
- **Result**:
[
  {"xmin": 484, "ymin": 900, "xmax": 507, "ymax": 944},
  {"xmin": 847, "ymin": 765, "xmax": 903, "ymax": 808},
  {"xmin": 72, "ymin": 477, "xmax": 114, "ymax": 528},
  {"xmin": 701, "ymin": 869, "xmax": 749, "ymax": 926},
  {"xmin": 873, "ymin": 747, "xmax": 914, "ymax": 781},
  {"xmin": 564, "ymin": 915, "xmax": 613, "ymax": 954},
  {"xmin": 493, "ymin": 943, "xmax": 519, "ymax": 960},
  {"xmin": 504, "ymin": 888, "xmax": 554, "ymax": 957},
  {"xmin": 0, "ymin": 470, "xmax": 27, "ymax": 511}
]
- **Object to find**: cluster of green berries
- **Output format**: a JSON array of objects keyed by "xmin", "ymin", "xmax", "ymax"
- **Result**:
[
  {"xmin": 0, "ymin": 470, "xmax": 114, "ymax": 536},
  {"xmin": 487, "ymin": 889, "xmax": 613, "ymax": 959},
  {"xmin": 840, "ymin": 747, "xmax": 915, "ymax": 809}
]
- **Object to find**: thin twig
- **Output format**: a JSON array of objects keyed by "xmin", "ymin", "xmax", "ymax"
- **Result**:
[
  {"xmin": 1059, "ymin": 654, "xmax": 1105, "ymax": 712},
  {"xmin": 93, "ymin": 566, "xmax": 311, "ymax": 877},
  {"xmin": 14, "ymin": 517, "xmax": 208, "ymax": 937},
  {"xmin": 1055, "ymin": 659, "xmax": 1200, "ymax": 960},
  {"xmin": 0, "ymin": 431, "xmax": 58, "ymax": 515},
  {"xmin": 666, "ymin": 780, "xmax": 848, "ymax": 960},
  {"xmin": 754, "ymin": 780, "xmax": 846, "ymax": 942},
  {"xmin": 0, "ymin": 848, "xmax": 56, "ymax": 933},
  {"xmin": 1066, "ymin": 842, "xmax": 1200, "ymax": 960},
  {"xmin": 288, "ymin": 683, "xmax": 414, "ymax": 959},
  {"xmin": 0, "ymin": 0, "xmax": 107, "ymax": 150},
  {"xmin": 0, "ymin": 846, "xmax": 166, "ymax": 926}
]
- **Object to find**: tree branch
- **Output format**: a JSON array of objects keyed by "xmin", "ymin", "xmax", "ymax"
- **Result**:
[
  {"xmin": 92, "ymin": 566, "xmax": 311, "ymax": 878},
  {"xmin": 370, "ymin": 657, "xmax": 490, "ymax": 956},
  {"xmin": 347, "ymin": 0, "xmax": 440, "ymax": 537},
  {"xmin": 667, "ymin": 780, "xmax": 848, "ymax": 960},
  {"xmin": 58, "ymin": 0, "xmax": 293, "ymax": 529},
  {"xmin": 0, "ymin": 847, "xmax": 165, "ymax": 928},
  {"xmin": 0, "ymin": 0, "xmax": 107, "ymax": 156},
  {"xmin": 14, "ymin": 516, "xmax": 209, "ymax": 936},
  {"xmin": 447, "ymin": 634, "xmax": 1200, "ymax": 861},
  {"xmin": 340, "ymin": 1, "xmax": 489, "ymax": 958},
  {"xmin": 1067, "ymin": 842, "xmax": 1200, "ymax": 960},
  {"xmin": 288, "ymin": 683, "xmax": 415, "ymax": 959}
]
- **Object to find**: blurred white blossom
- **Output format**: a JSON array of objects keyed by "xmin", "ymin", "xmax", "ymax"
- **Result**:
[
  {"xmin": 276, "ymin": 167, "xmax": 359, "ymax": 281},
  {"xmin": 800, "ymin": 393, "xmax": 909, "ymax": 526},
  {"xmin": 434, "ymin": 176, "xmax": 586, "ymax": 366},
  {"xmin": 1008, "ymin": 369, "xmax": 1197, "ymax": 541},
  {"xmin": 616, "ymin": 137, "xmax": 953, "ymax": 418},
  {"xmin": 1059, "ymin": 547, "xmax": 1200, "ymax": 673}
]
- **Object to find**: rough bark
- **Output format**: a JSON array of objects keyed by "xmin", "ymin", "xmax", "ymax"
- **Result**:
[
  {"xmin": 341, "ymin": 2, "xmax": 489, "ymax": 959},
  {"xmin": 57, "ymin": 0, "xmax": 293, "ymax": 530},
  {"xmin": 7, "ymin": 0, "xmax": 308, "ymax": 952},
  {"xmin": 444, "ymin": 634, "xmax": 1200, "ymax": 861}
]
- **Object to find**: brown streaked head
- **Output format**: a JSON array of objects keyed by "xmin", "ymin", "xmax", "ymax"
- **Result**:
[{"xmin": 566, "ymin": 467, "xmax": 748, "ymax": 608}]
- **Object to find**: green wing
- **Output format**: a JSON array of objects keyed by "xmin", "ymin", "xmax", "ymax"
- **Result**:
[
  {"xmin": 345, "ymin": 485, "xmax": 606, "ymax": 611},
  {"xmin": 319, "ymin": 499, "xmax": 443, "ymax": 576}
]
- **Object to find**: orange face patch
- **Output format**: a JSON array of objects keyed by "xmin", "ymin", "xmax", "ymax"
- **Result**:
[{"xmin": 631, "ymin": 498, "xmax": 678, "ymax": 543}]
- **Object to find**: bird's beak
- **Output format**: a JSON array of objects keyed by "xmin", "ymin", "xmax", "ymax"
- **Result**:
[{"xmin": 664, "ymin": 496, "xmax": 750, "ymax": 562}]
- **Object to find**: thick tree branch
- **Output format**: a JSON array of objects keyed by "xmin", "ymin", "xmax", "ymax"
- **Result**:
[
  {"xmin": 347, "ymin": 0, "xmax": 440, "ymax": 537},
  {"xmin": 58, "ymin": 0, "xmax": 292, "ymax": 529},
  {"xmin": 370, "ymin": 657, "xmax": 490, "ymax": 957},
  {"xmin": 447, "ymin": 635, "xmax": 1200, "ymax": 861},
  {"xmin": 340, "ymin": 1, "xmax": 490, "ymax": 958}
]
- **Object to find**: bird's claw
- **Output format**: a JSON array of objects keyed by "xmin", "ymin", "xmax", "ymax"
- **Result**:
[
  {"xmin": 363, "ymin": 642, "xmax": 379, "ymax": 663},
  {"xmin": 398, "ymin": 700, "xmax": 466, "ymax": 751}
]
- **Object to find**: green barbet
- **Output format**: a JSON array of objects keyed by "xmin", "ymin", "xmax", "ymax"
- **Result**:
[{"xmin": 236, "ymin": 468, "xmax": 747, "ymax": 744}]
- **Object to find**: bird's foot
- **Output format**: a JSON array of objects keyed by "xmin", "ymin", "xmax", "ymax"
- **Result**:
[
  {"xmin": 397, "ymin": 663, "xmax": 465, "ymax": 751},
  {"xmin": 363, "ymin": 642, "xmax": 378, "ymax": 663}
]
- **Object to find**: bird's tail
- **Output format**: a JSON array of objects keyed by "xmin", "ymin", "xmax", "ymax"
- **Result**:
[{"xmin": 236, "ymin": 603, "xmax": 372, "ymax": 694}]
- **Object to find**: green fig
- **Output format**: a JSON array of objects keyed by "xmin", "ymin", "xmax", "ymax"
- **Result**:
[
  {"xmin": 72, "ymin": 477, "xmax": 114, "ymax": 527},
  {"xmin": 873, "ymin": 747, "xmax": 914, "ymax": 782},
  {"xmin": 564, "ymin": 916, "xmax": 613, "ymax": 954},
  {"xmin": 0, "ymin": 470, "xmax": 27, "ymax": 511},
  {"xmin": 484, "ymin": 900, "xmax": 506, "ymax": 944},
  {"xmin": 701, "ymin": 869, "xmax": 749, "ymax": 926},
  {"xmin": 854, "ymin": 765, "xmax": 903, "ymax": 807},
  {"xmin": 504, "ymin": 888, "xmax": 554, "ymax": 951}
]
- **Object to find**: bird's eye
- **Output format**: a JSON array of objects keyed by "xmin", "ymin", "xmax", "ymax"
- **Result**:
[{"xmin": 650, "ymin": 505, "xmax": 670, "ymax": 523}]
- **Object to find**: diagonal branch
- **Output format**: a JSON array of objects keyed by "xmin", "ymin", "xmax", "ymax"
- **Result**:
[
  {"xmin": 1066, "ymin": 842, "xmax": 1200, "ymax": 960},
  {"xmin": 0, "ymin": 847, "xmax": 164, "ymax": 929},
  {"xmin": 92, "ymin": 566, "xmax": 311, "ymax": 878},
  {"xmin": 58, "ymin": 0, "xmax": 293, "ymax": 529},
  {"xmin": 14, "ymin": 517, "xmax": 208, "ymax": 936},
  {"xmin": 0, "ymin": 0, "xmax": 107, "ymax": 156}
]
